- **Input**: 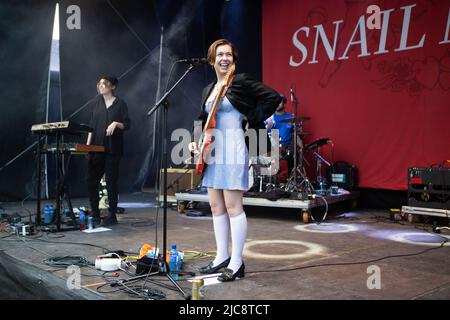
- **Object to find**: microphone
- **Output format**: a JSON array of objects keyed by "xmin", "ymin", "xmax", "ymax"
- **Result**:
[
  {"xmin": 290, "ymin": 86, "xmax": 298, "ymax": 105},
  {"xmin": 176, "ymin": 58, "xmax": 208, "ymax": 65}
]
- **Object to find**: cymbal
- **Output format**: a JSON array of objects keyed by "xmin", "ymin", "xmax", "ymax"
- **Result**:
[{"xmin": 280, "ymin": 116, "xmax": 311, "ymax": 123}]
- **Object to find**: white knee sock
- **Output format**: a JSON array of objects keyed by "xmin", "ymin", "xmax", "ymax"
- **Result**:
[
  {"xmin": 228, "ymin": 212, "xmax": 247, "ymax": 273},
  {"xmin": 212, "ymin": 213, "xmax": 230, "ymax": 267}
]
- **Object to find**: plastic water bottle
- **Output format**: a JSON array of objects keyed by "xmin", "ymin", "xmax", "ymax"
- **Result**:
[
  {"xmin": 177, "ymin": 250, "xmax": 183, "ymax": 272},
  {"xmin": 44, "ymin": 205, "xmax": 51, "ymax": 224},
  {"xmin": 79, "ymin": 209, "xmax": 85, "ymax": 231},
  {"xmin": 87, "ymin": 216, "xmax": 93, "ymax": 230},
  {"xmin": 169, "ymin": 244, "xmax": 179, "ymax": 280}
]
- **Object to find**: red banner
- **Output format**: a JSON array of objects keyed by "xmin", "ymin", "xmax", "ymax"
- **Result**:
[{"xmin": 263, "ymin": 0, "xmax": 450, "ymax": 190}]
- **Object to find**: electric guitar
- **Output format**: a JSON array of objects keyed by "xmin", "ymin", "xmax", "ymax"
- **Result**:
[{"xmin": 194, "ymin": 64, "xmax": 235, "ymax": 176}]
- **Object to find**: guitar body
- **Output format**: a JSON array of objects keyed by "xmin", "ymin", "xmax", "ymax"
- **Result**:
[
  {"xmin": 194, "ymin": 129, "xmax": 213, "ymax": 176},
  {"xmin": 195, "ymin": 64, "xmax": 235, "ymax": 176}
]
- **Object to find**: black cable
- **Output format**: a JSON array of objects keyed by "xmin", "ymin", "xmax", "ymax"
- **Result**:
[
  {"xmin": 1, "ymin": 234, "xmax": 112, "ymax": 252},
  {"xmin": 309, "ymin": 194, "xmax": 328, "ymax": 225},
  {"xmin": 248, "ymin": 238, "xmax": 448, "ymax": 275},
  {"xmin": 130, "ymin": 219, "xmax": 156, "ymax": 228},
  {"xmin": 2, "ymin": 231, "xmax": 165, "ymax": 300},
  {"xmin": 84, "ymin": 264, "xmax": 164, "ymax": 300},
  {"xmin": 97, "ymin": 281, "xmax": 166, "ymax": 300},
  {"xmin": 43, "ymin": 255, "xmax": 91, "ymax": 267},
  {"xmin": 45, "ymin": 232, "xmax": 65, "ymax": 239},
  {"xmin": 20, "ymin": 193, "xmax": 33, "ymax": 217}
]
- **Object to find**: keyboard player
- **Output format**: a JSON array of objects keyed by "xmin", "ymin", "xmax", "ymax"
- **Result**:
[{"xmin": 86, "ymin": 75, "xmax": 130, "ymax": 226}]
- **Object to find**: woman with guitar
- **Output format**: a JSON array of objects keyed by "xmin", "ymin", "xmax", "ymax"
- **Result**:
[{"xmin": 189, "ymin": 39, "xmax": 281, "ymax": 282}]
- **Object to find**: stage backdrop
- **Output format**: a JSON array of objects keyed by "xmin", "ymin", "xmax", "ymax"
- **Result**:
[{"xmin": 263, "ymin": 0, "xmax": 450, "ymax": 190}]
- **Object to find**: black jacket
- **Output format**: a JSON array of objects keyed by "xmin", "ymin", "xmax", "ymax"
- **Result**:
[
  {"xmin": 197, "ymin": 73, "xmax": 281, "ymax": 130},
  {"xmin": 89, "ymin": 96, "xmax": 130, "ymax": 155}
]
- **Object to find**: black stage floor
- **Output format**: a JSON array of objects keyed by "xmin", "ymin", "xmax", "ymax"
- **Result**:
[{"xmin": 1, "ymin": 192, "xmax": 449, "ymax": 300}]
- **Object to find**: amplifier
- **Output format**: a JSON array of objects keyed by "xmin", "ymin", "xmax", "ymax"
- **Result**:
[
  {"xmin": 326, "ymin": 161, "xmax": 357, "ymax": 190},
  {"xmin": 159, "ymin": 168, "xmax": 202, "ymax": 202},
  {"xmin": 408, "ymin": 167, "xmax": 450, "ymax": 210}
]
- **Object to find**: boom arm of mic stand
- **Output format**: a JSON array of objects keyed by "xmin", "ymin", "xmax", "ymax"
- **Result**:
[
  {"xmin": 313, "ymin": 152, "xmax": 331, "ymax": 167},
  {"xmin": 147, "ymin": 64, "xmax": 195, "ymax": 117}
]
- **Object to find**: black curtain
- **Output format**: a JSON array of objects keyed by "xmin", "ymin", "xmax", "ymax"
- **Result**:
[
  {"xmin": 58, "ymin": 0, "xmax": 262, "ymax": 197},
  {"xmin": 0, "ymin": 0, "xmax": 55, "ymax": 201}
]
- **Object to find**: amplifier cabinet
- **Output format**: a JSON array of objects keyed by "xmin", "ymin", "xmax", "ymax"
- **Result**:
[
  {"xmin": 159, "ymin": 168, "xmax": 202, "ymax": 202},
  {"xmin": 408, "ymin": 167, "xmax": 450, "ymax": 210}
]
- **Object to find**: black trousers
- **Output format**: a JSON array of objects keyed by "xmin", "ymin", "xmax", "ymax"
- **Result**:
[{"xmin": 87, "ymin": 153, "xmax": 121, "ymax": 216}]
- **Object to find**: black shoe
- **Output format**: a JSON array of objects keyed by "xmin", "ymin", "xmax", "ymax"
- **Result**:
[
  {"xmin": 102, "ymin": 214, "xmax": 118, "ymax": 226},
  {"xmin": 199, "ymin": 257, "xmax": 231, "ymax": 274},
  {"xmin": 217, "ymin": 262, "xmax": 245, "ymax": 282}
]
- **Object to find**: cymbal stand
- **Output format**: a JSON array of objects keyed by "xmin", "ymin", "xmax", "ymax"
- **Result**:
[
  {"xmin": 285, "ymin": 85, "xmax": 314, "ymax": 193},
  {"xmin": 285, "ymin": 132, "xmax": 314, "ymax": 193}
]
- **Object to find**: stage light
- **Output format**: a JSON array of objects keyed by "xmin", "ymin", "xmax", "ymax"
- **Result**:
[
  {"xmin": 52, "ymin": 3, "xmax": 60, "ymax": 40},
  {"xmin": 389, "ymin": 232, "xmax": 450, "ymax": 247},
  {"xmin": 243, "ymin": 239, "xmax": 326, "ymax": 260}
]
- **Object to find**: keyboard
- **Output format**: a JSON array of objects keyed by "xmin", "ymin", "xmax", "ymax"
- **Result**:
[
  {"xmin": 42, "ymin": 143, "xmax": 104, "ymax": 154},
  {"xmin": 31, "ymin": 121, "xmax": 93, "ymax": 135}
]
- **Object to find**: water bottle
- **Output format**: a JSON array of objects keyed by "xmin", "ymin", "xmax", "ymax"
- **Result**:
[
  {"xmin": 177, "ymin": 250, "xmax": 183, "ymax": 272},
  {"xmin": 44, "ymin": 205, "xmax": 51, "ymax": 224},
  {"xmin": 79, "ymin": 209, "xmax": 85, "ymax": 231},
  {"xmin": 87, "ymin": 216, "xmax": 93, "ymax": 230},
  {"xmin": 169, "ymin": 244, "xmax": 179, "ymax": 280}
]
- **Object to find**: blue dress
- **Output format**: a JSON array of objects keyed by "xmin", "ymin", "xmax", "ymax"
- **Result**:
[{"xmin": 202, "ymin": 96, "xmax": 249, "ymax": 191}]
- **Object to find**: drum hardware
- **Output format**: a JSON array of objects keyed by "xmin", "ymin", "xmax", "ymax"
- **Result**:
[
  {"xmin": 255, "ymin": 130, "xmax": 334, "ymax": 196},
  {"xmin": 302, "ymin": 137, "xmax": 332, "ymax": 194},
  {"xmin": 314, "ymin": 149, "xmax": 332, "ymax": 195},
  {"xmin": 254, "ymin": 87, "xmax": 336, "ymax": 197},
  {"xmin": 249, "ymin": 155, "xmax": 278, "ymax": 192},
  {"xmin": 280, "ymin": 87, "xmax": 313, "ymax": 193},
  {"xmin": 279, "ymin": 116, "xmax": 312, "ymax": 123},
  {"xmin": 304, "ymin": 138, "xmax": 331, "ymax": 152}
]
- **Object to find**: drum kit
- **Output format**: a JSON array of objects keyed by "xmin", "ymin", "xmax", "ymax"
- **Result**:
[{"xmin": 249, "ymin": 115, "xmax": 332, "ymax": 195}]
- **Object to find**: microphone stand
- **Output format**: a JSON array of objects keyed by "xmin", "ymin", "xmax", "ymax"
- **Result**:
[
  {"xmin": 111, "ymin": 63, "xmax": 195, "ymax": 299},
  {"xmin": 291, "ymin": 87, "xmax": 299, "ymax": 189},
  {"xmin": 288, "ymin": 87, "xmax": 314, "ymax": 195}
]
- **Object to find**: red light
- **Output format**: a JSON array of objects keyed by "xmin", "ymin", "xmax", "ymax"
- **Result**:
[{"xmin": 411, "ymin": 177, "xmax": 422, "ymax": 184}]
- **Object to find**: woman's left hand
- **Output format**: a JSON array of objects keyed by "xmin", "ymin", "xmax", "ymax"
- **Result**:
[{"xmin": 106, "ymin": 122, "xmax": 118, "ymax": 136}]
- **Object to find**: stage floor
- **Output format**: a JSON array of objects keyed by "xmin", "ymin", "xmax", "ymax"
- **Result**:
[{"xmin": 1, "ymin": 192, "xmax": 449, "ymax": 300}]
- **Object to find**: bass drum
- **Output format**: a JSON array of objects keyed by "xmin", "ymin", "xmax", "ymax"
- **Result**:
[
  {"xmin": 248, "ymin": 156, "xmax": 278, "ymax": 192},
  {"xmin": 276, "ymin": 159, "xmax": 289, "ymax": 183}
]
